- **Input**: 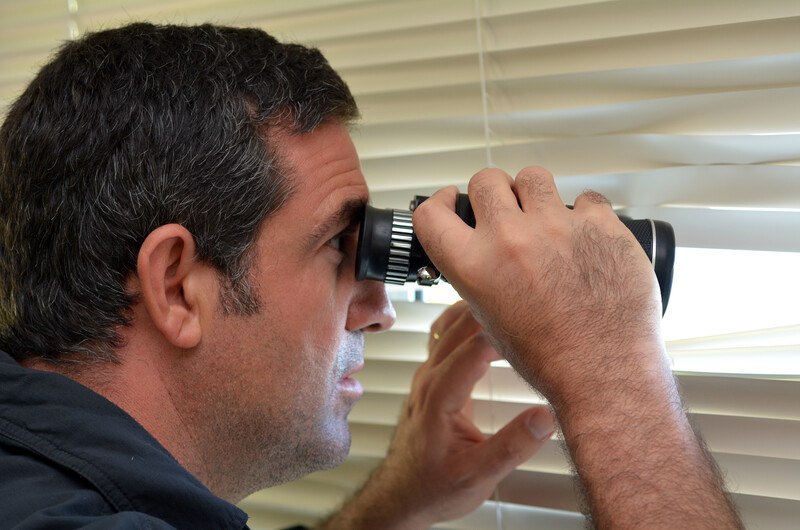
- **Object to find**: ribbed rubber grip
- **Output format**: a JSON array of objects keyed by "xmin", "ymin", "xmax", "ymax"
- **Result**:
[
  {"xmin": 385, "ymin": 210, "xmax": 414, "ymax": 285},
  {"xmin": 621, "ymin": 218, "xmax": 655, "ymax": 264}
]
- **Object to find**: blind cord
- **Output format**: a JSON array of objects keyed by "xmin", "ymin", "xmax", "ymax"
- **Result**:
[
  {"xmin": 66, "ymin": 0, "xmax": 81, "ymax": 39},
  {"xmin": 474, "ymin": 0, "xmax": 494, "ymax": 169},
  {"xmin": 474, "ymin": 2, "xmax": 503, "ymax": 529}
]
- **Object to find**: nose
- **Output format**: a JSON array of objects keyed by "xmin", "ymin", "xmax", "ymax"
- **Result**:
[{"xmin": 347, "ymin": 280, "xmax": 396, "ymax": 333}]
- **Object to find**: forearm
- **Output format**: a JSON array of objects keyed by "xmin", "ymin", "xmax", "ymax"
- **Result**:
[
  {"xmin": 413, "ymin": 168, "xmax": 743, "ymax": 526},
  {"xmin": 314, "ymin": 463, "xmax": 432, "ymax": 530},
  {"xmin": 553, "ymin": 346, "xmax": 743, "ymax": 529}
]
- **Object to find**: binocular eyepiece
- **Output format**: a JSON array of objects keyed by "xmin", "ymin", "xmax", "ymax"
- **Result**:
[{"xmin": 356, "ymin": 194, "xmax": 675, "ymax": 314}]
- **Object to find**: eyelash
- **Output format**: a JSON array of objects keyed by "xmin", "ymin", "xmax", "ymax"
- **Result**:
[{"xmin": 326, "ymin": 224, "xmax": 358, "ymax": 254}]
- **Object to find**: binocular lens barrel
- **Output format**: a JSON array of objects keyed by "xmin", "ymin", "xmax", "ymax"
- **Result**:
[{"xmin": 356, "ymin": 194, "xmax": 675, "ymax": 314}]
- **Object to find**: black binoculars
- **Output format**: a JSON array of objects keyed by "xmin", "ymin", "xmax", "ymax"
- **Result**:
[{"xmin": 356, "ymin": 194, "xmax": 675, "ymax": 314}]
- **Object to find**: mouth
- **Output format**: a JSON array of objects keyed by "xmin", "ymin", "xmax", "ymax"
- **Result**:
[
  {"xmin": 339, "ymin": 362, "xmax": 365, "ymax": 399},
  {"xmin": 343, "ymin": 362, "xmax": 364, "ymax": 379}
]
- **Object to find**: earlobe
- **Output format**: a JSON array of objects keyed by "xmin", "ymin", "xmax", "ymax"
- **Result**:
[{"xmin": 137, "ymin": 224, "xmax": 207, "ymax": 349}]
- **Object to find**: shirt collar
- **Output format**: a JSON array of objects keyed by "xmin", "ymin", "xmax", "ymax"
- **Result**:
[{"xmin": 0, "ymin": 350, "xmax": 249, "ymax": 529}]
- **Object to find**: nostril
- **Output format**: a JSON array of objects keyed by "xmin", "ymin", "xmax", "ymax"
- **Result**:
[{"xmin": 348, "ymin": 283, "xmax": 396, "ymax": 333}]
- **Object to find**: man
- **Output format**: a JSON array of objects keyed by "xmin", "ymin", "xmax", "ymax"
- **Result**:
[{"xmin": 0, "ymin": 23, "xmax": 741, "ymax": 529}]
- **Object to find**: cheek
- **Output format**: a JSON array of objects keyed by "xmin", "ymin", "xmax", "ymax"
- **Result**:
[
  {"xmin": 295, "ymin": 312, "xmax": 344, "ymax": 370},
  {"xmin": 267, "ymin": 256, "xmax": 355, "ymax": 369},
  {"xmin": 293, "ymin": 270, "xmax": 352, "ymax": 327}
]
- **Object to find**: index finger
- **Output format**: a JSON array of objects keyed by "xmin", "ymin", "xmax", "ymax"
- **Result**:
[
  {"xmin": 412, "ymin": 185, "xmax": 472, "ymax": 281},
  {"xmin": 466, "ymin": 168, "xmax": 518, "ymax": 228}
]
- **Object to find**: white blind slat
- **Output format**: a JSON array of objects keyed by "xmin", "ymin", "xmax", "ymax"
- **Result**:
[{"xmin": 3, "ymin": 0, "xmax": 798, "ymax": 528}]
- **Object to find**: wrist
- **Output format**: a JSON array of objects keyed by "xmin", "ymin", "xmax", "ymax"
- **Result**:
[
  {"xmin": 317, "ymin": 465, "xmax": 434, "ymax": 530},
  {"xmin": 529, "ymin": 339, "xmax": 674, "ymax": 415},
  {"xmin": 550, "ymin": 367, "xmax": 740, "ymax": 528}
]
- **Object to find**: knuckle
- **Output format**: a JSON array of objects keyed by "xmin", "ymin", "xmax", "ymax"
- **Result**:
[
  {"xmin": 517, "ymin": 173, "xmax": 554, "ymax": 199},
  {"xmin": 468, "ymin": 167, "xmax": 511, "ymax": 191},
  {"xmin": 496, "ymin": 441, "xmax": 521, "ymax": 463},
  {"xmin": 516, "ymin": 165, "xmax": 553, "ymax": 183},
  {"xmin": 577, "ymin": 189, "xmax": 611, "ymax": 206},
  {"xmin": 411, "ymin": 199, "xmax": 432, "ymax": 226}
]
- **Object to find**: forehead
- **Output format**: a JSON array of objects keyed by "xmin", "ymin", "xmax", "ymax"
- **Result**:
[{"xmin": 271, "ymin": 122, "xmax": 368, "ymax": 223}]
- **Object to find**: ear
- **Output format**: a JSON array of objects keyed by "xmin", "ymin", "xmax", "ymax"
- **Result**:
[{"xmin": 136, "ymin": 224, "xmax": 211, "ymax": 349}]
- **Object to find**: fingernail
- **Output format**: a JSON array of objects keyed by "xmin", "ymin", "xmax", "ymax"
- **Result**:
[{"xmin": 527, "ymin": 410, "xmax": 555, "ymax": 441}]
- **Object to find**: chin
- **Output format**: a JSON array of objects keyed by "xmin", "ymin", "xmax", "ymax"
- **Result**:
[
  {"xmin": 261, "ymin": 431, "xmax": 350, "ymax": 488},
  {"xmin": 323, "ymin": 425, "xmax": 352, "ymax": 465},
  {"xmin": 270, "ymin": 404, "xmax": 354, "ymax": 482}
]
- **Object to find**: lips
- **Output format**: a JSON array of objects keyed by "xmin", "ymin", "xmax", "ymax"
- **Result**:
[
  {"xmin": 343, "ymin": 362, "xmax": 364, "ymax": 380},
  {"xmin": 339, "ymin": 362, "xmax": 365, "ymax": 399}
]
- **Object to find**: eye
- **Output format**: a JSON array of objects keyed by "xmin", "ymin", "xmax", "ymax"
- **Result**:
[
  {"xmin": 325, "ymin": 224, "xmax": 358, "ymax": 255},
  {"xmin": 326, "ymin": 233, "xmax": 344, "ymax": 252}
]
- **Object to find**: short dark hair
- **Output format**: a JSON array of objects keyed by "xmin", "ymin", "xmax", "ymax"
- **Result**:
[{"xmin": 0, "ymin": 23, "xmax": 359, "ymax": 363}]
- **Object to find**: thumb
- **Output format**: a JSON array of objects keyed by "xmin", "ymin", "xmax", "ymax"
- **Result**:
[{"xmin": 474, "ymin": 406, "xmax": 555, "ymax": 484}]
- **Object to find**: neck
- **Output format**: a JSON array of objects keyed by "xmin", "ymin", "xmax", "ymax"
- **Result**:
[{"xmin": 20, "ymin": 335, "xmax": 221, "ymax": 500}]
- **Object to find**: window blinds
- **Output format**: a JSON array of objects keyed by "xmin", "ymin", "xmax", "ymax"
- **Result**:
[{"xmin": 1, "ymin": 1, "xmax": 798, "ymax": 529}]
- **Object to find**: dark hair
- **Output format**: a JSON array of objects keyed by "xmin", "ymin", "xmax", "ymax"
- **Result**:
[{"xmin": 0, "ymin": 23, "xmax": 359, "ymax": 363}]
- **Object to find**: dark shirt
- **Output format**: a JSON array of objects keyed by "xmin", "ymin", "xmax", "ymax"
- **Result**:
[{"xmin": 0, "ymin": 350, "xmax": 249, "ymax": 529}]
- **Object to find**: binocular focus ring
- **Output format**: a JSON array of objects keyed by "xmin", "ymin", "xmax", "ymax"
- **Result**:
[{"xmin": 386, "ymin": 210, "xmax": 414, "ymax": 285}]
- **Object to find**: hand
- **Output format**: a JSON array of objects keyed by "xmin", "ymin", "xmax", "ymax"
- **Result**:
[
  {"xmin": 412, "ymin": 166, "xmax": 665, "ymax": 409},
  {"xmin": 412, "ymin": 167, "xmax": 743, "ymax": 528},
  {"xmin": 317, "ymin": 301, "xmax": 554, "ymax": 530}
]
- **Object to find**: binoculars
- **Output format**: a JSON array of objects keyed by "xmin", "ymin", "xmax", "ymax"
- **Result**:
[{"xmin": 356, "ymin": 194, "xmax": 675, "ymax": 314}]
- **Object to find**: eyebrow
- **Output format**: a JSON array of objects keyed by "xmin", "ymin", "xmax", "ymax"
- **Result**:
[{"xmin": 304, "ymin": 197, "xmax": 367, "ymax": 251}]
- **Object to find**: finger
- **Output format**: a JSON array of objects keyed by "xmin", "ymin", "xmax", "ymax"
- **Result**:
[
  {"xmin": 514, "ymin": 166, "xmax": 564, "ymax": 214},
  {"xmin": 413, "ymin": 186, "xmax": 473, "ymax": 278},
  {"xmin": 467, "ymin": 168, "xmax": 519, "ymax": 228},
  {"xmin": 428, "ymin": 300, "xmax": 471, "ymax": 355},
  {"xmin": 472, "ymin": 407, "xmax": 555, "ymax": 484},
  {"xmin": 573, "ymin": 189, "xmax": 614, "ymax": 213},
  {"xmin": 429, "ymin": 303, "xmax": 483, "ymax": 367},
  {"xmin": 413, "ymin": 301, "xmax": 471, "ymax": 398},
  {"xmin": 460, "ymin": 395, "xmax": 475, "ymax": 421},
  {"xmin": 427, "ymin": 331, "xmax": 500, "ymax": 414}
]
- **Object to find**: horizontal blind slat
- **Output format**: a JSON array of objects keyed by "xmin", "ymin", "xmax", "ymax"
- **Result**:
[{"xmin": 319, "ymin": 15, "xmax": 800, "ymax": 71}]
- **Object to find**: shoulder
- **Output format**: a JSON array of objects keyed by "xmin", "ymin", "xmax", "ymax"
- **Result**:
[{"xmin": 0, "ymin": 443, "xmax": 175, "ymax": 529}]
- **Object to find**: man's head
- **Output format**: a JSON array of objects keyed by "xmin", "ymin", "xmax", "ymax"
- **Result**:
[
  {"xmin": 0, "ymin": 23, "xmax": 395, "ymax": 500},
  {"xmin": 0, "ymin": 22, "xmax": 358, "ymax": 363}
]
